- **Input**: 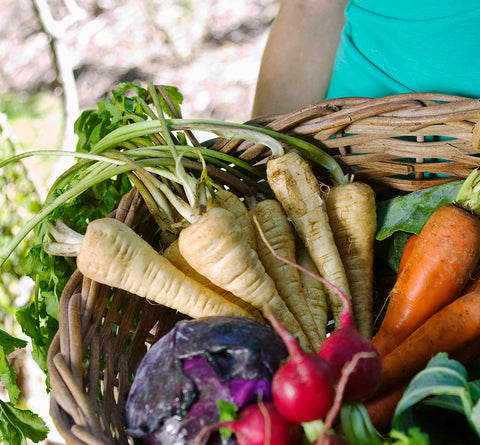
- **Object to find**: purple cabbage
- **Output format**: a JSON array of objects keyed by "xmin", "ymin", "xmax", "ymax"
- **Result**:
[{"xmin": 124, "ymin": 316, "xmax": 288, "ymax": 444}]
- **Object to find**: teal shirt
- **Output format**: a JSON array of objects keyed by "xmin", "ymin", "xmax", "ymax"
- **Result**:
[{"xmin": 326, "ymin": 1, "xmax": 480, "ymax": 99}]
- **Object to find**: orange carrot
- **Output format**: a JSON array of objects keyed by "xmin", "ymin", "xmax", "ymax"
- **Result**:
[
  {"xmin": 396, "ymin": 233, "xmax": 417, "ymax": 278},
  {"xmin": 461, "ymin": 264, "xmax": 480, "ymax": 295},
  {"xmin": 372, "ymin": 202, "xmax": 480, "ymax": 356},
  {"xmin": 364, "ymin": 383, "xmax": 408, "ymax": 434},
  {"xmin": 375, "ymin": 290, "xmax": 480, "ymax": 395},
  {"xmin": 450, "ymin": 334, "xmax": 480, "ymax": 366}
]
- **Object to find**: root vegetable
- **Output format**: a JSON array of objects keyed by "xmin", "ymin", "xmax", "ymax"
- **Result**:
[
  {"xmin": 372, "ymin": 203, "xmax": 480, "ymax": 357},
  {"xmin": 317, "ymin": 266, "xmax": 382, "ymax": 402},
  {"xmin": 376, "ymin": 290, "xmax": 480, "ymax": 395},
  {"xmin": 207, "ymin": 188, "xmax": 256, "ymax": 250},
  {"xmin": 178, "ymin": 206, "xmax": 311, "ymax": 349},
  {"xmin": 163, "ymin": 238, "xmax": 264, "ymax": 321},
  {"xmin": 76, "ymin": 217, "xmax": 252, "ymax": 319},
  {"xmin": 295, "ymin": 244, "xmax": 329, "ymax": 343},
  {"xmin": 325, "ymin": 181, "xmax": 377, "ymax": 338},
  {"xmin": 266, "ymin": 151, "xmax": 352, "ymax": 328},
  {"xmin": 267, "ymin": 308, "xmax": 337, "ymax": 423},
  {"xmin": 194, "ymin": 402, "xmax": 303, "ymax": 445},
  {"xmin": 396, "ymin": 234, "xmax": 418, "ymax": 277},
  {"xmin": 252, "ymin": 198, "xmax": 323, "ymax": 350}
]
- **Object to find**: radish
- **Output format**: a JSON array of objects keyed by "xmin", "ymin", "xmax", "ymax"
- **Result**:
[
  {"xmin": 317, "ymin": 275, "xmax": 382, "ymax": 402},
  {"xmin": 194, "ymin": 401, "xmax": 303, "ymax": 445},
  {"xmin": 266, "ymin": 307, "xmax": 338, "ymax": 423},
  {"xmin": 255, "ymin": 226, "xmax": 381, "ymax": 404}
]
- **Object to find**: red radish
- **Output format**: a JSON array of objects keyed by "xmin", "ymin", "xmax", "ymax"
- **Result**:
[
  {"xmin": 266, "ymin": 307, "xmax": 338, "ymax": 423},
  {"xmin": 194, "ymin": 401, "xmax": 302, "ymax": 445},
  {"xmin": 316, "ymin": 351, "xmax": 375, "ymax": 445},
  {"xmin": 255, "ymin": 222, "xmax": 381, "ymax": 404},
  {"xmin": 317, "ymin": 282, "xmax": 382, "ymax": 402}
]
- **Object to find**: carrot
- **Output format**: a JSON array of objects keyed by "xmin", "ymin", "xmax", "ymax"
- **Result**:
[
  {"xmin": 396, "ymin": 233, "xmax": 418, "ymax": 278},
  {"xmin": 266, "ymin": 151, "xmax": 352, "ymax": 328},
  {"xmin": 177, "ymin": 206, "xmax": 312, "ymax": 350},
  {"xmin": 462, "ymin": 264, "xmax": 480, "ymax": 294},
  {"xmin": 371, "ymin": 174, "xmax": 480, "ymax": 357},
  {"xmin": 450, "ymin": 334, "xmax": 480, "ymax": 367},
  {"xmin": 295, "ymin": 243, "xmax": 329, "ymax": 343},
  {"xmin": 75, "ymin": 217, "xmax": 254, "ymax": 320},
  {"xmin": 324, "ymin": 181, "xmax": 377, "ymax": 339},
  {"xmin": 252, "ymin": 199, "xmax": 323, "ymax": 351},
  {"xmin": 375, "ymin": 290, "xmax": 480, "ymax": 395},
  {"xmin": 163, "ymin": 239, "xmax": 264, "ymax": 321},
  {"xmin": 363, "ymin": 383, "xmax": 408, "ymax": 434},
  {"xmin": 207, "ymin": 188, "xmax": 256, "ymax": 250},
  {"xmin": 364, "ymin": 334, "xmax": 480, "ymax": 435}
]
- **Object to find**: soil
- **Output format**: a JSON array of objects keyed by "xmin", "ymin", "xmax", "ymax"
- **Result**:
[{"xmin": 1, "ymin": 0, "xmax": 279, "ymax": 123}]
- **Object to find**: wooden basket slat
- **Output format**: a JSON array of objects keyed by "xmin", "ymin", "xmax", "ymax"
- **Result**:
[
  {"xmin": 320, "ymin": 124, "xmax": 473, "ymax": 141},
  {"xmin": 47, "ymin": 94, "xmax": 480, "ymax": 444}
]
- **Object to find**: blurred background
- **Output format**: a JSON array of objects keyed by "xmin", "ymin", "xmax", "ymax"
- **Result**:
[{"xmin": 0, "ymin": 0, "xmax": 278, "ymax": 442}]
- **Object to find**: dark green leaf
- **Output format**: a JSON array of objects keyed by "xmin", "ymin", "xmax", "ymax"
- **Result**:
[
  {"xmin": 376, "ymin": 181, "xmax": 462, "ymax": 241},
  {"xmin": 393, "ymin": 353, "xmax": 480, "ymax": 440}
]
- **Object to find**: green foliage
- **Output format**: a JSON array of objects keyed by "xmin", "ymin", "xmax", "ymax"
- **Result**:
[
  {"xmin": 0, "ymin": 119, "xmax": 41, "ymax": 322},
  {"xmin": 0, "ymin": 400, "xmax": 49, "ymax": 445},
  {"xmin": 376, "ymin": 181, "xmax": 462, "ymax": 241},
  {"xmin": 392, "ymin": 353, "xmax": 480, "ymax": 444}
]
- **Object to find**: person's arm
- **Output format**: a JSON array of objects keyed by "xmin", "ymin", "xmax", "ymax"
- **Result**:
[{"xmin": 251, "ymin": 0, "xmax": 349, "ymax": 117}]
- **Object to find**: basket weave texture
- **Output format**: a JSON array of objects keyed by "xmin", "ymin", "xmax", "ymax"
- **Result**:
[{"xmin": 47, "ymin": 94, "xmax": 480, "ymax": 444}]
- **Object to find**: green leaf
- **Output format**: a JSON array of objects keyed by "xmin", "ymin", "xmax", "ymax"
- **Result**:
[
  {"xmin": 389, "ymin": 427, "xmax": 430, "ymax": 444},
  {"xmin": 376, "ymin": 181, "xmax": 462, "ymax": 241},
  {"xmin": 0, "ymin": 332, "xmax": 27, "ymax": 404},
  {"xmin": 0, "ymin": 330, "xmax": 27, "ymax": 356},
  {"xmin": 393, "ymin": 353, "xmax": 480, "ymax": 442},
  {"xmin": 340, "ymin": 403, "xmax": 385, "ymax": 445},
  {"xmin": 0, "ymin": 400, "xmax": 49, "ymax": 445},
  {"xmin": 218, "ymin": 400, "xmax": 236, "ymax": 439},
  {"xmin": 471, "ymin": 399, "xmax": 480, "ymax": 436},
  {"xmin": 393, "ymin": 354, "xmax": 469, "ymax": 428},
  {"xmin": 0, "ymin": 346, "xmax": 20, "ymax": 404}
]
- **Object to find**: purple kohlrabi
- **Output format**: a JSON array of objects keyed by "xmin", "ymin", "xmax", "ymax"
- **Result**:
[{"xmin": 124, "ymin": 316, "xmax": 288, "ymax": 445}]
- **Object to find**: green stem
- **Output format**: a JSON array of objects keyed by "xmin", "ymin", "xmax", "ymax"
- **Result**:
[
  {"xmin": 148, "ymin": 82, "xmax": 197, "ymax": 206},
  {"xmin": 91, "ymin": 118, "xmax": 349, "ymax": 185},
  {"xmin": 0, "ymin": 149, "xmax": 124, "ymax": 169},
  {"xmin": 106, "ymin": 152, "xmax": 176, "ymax": 222},
  {"xmin": 0, "ymin": 162, "xmax": 133, "ymax": 267},
  {"xmin": 455, "ymin": 169, "xmax": 480, "ymax": 216}
]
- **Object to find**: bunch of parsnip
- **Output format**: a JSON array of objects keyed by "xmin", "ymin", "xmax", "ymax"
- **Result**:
[
  {"xmin": 45, "ymin": 149, "xmax": 377, "ymax": 354},
  {"xmin": 29, "ymin": 83, "xmax": 379, "ymax": 353}
]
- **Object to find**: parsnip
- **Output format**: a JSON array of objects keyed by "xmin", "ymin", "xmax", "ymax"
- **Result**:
[
  {"xmin": 163, "ymin": 238, "xmax": 264, "ymax": 321},
  {"xmin": 295, "ymin": 243, "xmax": 329, "ymax": 343},
  {"xmin": 76, "ymin": 217, "xmax": 253, "ymax": 320},
  {"xmin": 252, "ymin": 199, "xmax": 322, "ymax": 350},
  {"xmin": 325, "ymin": 182, "xmax": 377, "ymax": 338},
  {"xmin": 178, "ymin": 206, "xmax": 312, "ymax": 350},
  {"xmin": 207, "ymin": 188, "xmax": 256, "ymax": 250},
  {"xmin": 266, "ymin": 151, "xmax": 351, "ymax": 328}
]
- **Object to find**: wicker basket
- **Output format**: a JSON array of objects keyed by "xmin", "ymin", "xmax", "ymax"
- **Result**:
[{"xmin": 47, "ymin": 93, "xmax": 480, "ymax": 444}]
